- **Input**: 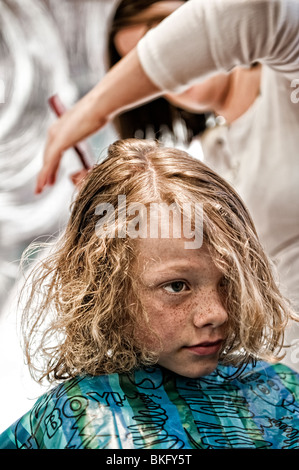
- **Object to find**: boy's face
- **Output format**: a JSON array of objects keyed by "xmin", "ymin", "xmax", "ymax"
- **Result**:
[{"xmin": 134, "ymin": 236, "xmax": 228, "ymax": 378}]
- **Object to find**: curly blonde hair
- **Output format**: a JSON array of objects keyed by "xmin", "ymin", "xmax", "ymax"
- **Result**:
[{"xmin": 21, "ymin": 139, "xmax": 296, "ymax": 383}]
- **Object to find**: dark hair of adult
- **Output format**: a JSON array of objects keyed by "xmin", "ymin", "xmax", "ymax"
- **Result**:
[{"xmin": 106, "ymin": 0, "xmax": 208, "ymax": 144}]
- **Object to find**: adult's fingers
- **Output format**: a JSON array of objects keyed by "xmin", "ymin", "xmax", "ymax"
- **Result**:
[
  {"xmin": 70, "ymin": 169, "xmax": 90, "ymax": 187},
  {"xmin": 35, "ymin": 146, "xmax": 62, "ymax": 194}
]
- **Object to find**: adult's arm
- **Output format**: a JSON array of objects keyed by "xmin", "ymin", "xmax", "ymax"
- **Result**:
[
  {"xmin": 35, "ymin": 49, "xmax": 161, "ymax": 193},
  {"xmin": 138, "ymin": 0, "xmax": 299, "ymax": 92},
  {"xmin": 36, "ymin": 0, "xmax": 299, "ymax": 193}
]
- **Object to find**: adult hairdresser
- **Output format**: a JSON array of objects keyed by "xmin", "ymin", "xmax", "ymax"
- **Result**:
[{"xmin": 36, "ymin": 0, "xmax": 299, "ymax": 363}]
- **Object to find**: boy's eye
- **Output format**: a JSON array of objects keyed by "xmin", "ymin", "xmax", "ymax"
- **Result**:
[{"xmin": 163, "ymin": 281, "xmax": 188, "ymax": 294}]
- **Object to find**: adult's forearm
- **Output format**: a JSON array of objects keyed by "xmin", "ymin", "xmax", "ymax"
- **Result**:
[
  {"xmin": 52, "ymin": 49, "xmax": 161, "ymax": 153},
  {"xmin": 36, "ymin": 49, "xmax": 161, "ymax": 193}
]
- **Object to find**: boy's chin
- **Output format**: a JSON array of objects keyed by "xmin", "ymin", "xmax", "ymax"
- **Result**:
[{"xmin": 158, "ymin": 358, "xmax": 219, "ymax": 379}]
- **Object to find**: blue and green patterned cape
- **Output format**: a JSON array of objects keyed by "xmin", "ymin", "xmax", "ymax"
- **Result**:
[{"xmin": 0, "ymin": 361, "xmax": 298, "ymax": 449}]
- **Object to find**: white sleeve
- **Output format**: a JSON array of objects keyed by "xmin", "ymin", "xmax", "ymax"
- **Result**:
[{"xmin": 137, "ymin": 0, "xmax": 299, "ymax": 92}]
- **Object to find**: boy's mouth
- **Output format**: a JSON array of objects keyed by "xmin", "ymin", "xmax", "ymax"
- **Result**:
[{"xmin": 184, "ymin": 339, "xmax": 223, "ymax": 356}]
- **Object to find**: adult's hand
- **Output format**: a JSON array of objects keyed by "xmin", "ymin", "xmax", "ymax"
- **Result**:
[
  {"xmin": 35, "ymin": 121, "xmax": 69, "ymax": 194},
  {"xmin": 70, "ymin": 168, "xmax": 91, "ymax": 187},
  {"xmin": 35, "ymin": 48, "xmax": 161, "ymax": 194},
  {"xmin": 35, "ymin": 91, "xmax": 109, "ymax": 194}
]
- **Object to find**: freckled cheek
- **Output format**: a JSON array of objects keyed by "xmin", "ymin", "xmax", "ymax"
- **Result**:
[{"xmin": 145, "ymin": 301, "xmax": 189, "ymax": 338}]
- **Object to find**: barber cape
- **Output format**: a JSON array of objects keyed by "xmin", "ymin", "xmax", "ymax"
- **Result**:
[{"xmin": 0, "ymin": 361, "xmax": 298, "ymax": 449}]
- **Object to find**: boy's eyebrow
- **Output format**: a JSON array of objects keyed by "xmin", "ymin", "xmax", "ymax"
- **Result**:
[
  {"xmin": 154, "ymin": 263, "xmax": 198, "ymax": 272},
  {"xmin": 139, "ymin": 255, "xmax": 222, "ymax": 278},
  {"xmin": 142, "ymin": 258, "xmax": 205, "ymax": 275},
  {"xmin": 146, "ymin": 253, "xmax": 207, "ymax": 268}
]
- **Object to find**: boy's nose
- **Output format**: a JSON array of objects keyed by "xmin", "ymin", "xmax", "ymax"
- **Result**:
[{"xmin": 192, "ymin": 287, "xmax": 228, "ymax": 329}]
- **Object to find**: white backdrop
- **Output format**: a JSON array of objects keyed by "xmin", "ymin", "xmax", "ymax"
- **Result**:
[{"xmin": 0, "ymin": 0, "xmax": 118, "ymax": 433}]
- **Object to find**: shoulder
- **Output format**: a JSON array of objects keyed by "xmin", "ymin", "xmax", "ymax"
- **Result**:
[
  {"xmin": 216, "ymin": 360, "xmax": 299, "ymax": 384},
  {"xmin": 215, "ymin": 361, "xmax": 299, "ymax": 413},
  {"xmin": 0, "ymin": 375, "xmax": 118, "ymax": 449},
  {"xmin": 0, "ymin": 368, "xmax": 170, "ymax": 449}
]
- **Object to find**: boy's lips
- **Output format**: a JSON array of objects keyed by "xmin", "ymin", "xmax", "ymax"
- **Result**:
[{"xmin": 184, "ymin": 339, "xmax": 223, "ymax": 356}]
